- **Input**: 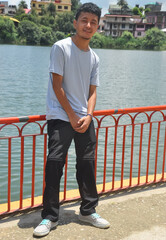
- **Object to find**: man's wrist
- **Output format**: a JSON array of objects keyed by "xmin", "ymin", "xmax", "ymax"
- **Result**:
[{"xmin": 87, "ymin": 113, "xmax": 93, "ymax": 118}]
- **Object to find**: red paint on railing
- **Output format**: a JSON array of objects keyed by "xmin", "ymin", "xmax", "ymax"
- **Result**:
[
  {"xmin": 102, "ymin": 127, "xmax": 108, "ymax": 192},
  {"xmin": 31, "ymin": 136, "xmax": 36, "ymax": 207},
  {"xmin": 8, "ymin": 138, "xmax": 11, "ymax": 212},
  {"xmin": 121, "ymin": 126, "xmax": 126, "ymax": 188},
  {"xmin": 0, "ymin": 105, "xmax": 166, "ymax": 216}
]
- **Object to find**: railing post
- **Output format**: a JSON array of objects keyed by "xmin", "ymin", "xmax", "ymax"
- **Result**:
[
  {"xmin": 7, "ymin": 138, "xmax": 11, "ymax": 212},
  {"xmin": 20, "ymin": 136, "xmax": 24, "ymax": 210}
]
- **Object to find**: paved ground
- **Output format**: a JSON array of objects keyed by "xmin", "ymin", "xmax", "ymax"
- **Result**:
[{"xmin": 0, "ymin": 183, "xmax": 166, "ymax": 240}]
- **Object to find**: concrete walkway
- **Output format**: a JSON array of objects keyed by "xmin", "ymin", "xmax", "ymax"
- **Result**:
[{"xmin": 0, "ymin": 183, "xmax": 166, "ymax": 240}]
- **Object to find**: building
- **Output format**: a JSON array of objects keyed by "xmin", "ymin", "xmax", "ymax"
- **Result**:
[
  {"xmin": 145, "ymin": 2, "xmax": 162, "ymax": 12},
  {"xmin": 100, "ymin": 3, "xmax": 165, "ymax": 38},
  {"xmin": 134, "ymin": 22, "xmax": 155, "ymax": 37},
  {"xmin": 98, "ymin": 16, "xmax": 106, "ymax": 32},
  {"xmin": 0, "ymin": 3, "xmax": 5, "ymax": 14},
  {"xmin": 0, "ymin": 1, "xmax": 8, "ymax": 14},
  {"xmin": 146, "ymin": 11, "xmax": 166, "ymax": 29},
  {"xmin": 7, "ymin": 5, "xmax": 16, "ymax": 15},
  {"xmin": 0, "ymin": 1, "xmax": 16, "ymax": 16},
  {"xmin": 31, "ymin": 0, "xmax": 71, "ymax": 15},
  {"xmin": 109, "ymin": 4, "xmax": 132, "ymax": 15},
  {"xmin": 103, "ymin": 14, "xmax": 134, "ymax": 37}
]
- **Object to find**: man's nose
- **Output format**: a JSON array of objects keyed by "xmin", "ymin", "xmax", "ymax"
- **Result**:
[{"xmin": 86, "ymin": 22, "xmax": 91, "ymax": 28}]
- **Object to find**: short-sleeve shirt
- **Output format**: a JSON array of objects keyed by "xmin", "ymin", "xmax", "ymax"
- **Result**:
[{"xmin": 46, "ymin": 37, "xmax": 99, "ymax": 121}]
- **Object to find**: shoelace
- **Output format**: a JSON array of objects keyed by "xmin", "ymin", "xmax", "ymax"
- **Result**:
[
  {"xmin": 40, "ymin": 219, "xmax": 51, "ymax": 226},
  {"xmin": 91, "ymin": 213, "xmax": 101, "ymax": 219}
]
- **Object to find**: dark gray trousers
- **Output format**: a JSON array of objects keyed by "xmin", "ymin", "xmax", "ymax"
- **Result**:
[{"xmin": 42, "ymin": 119, "xmax": 98, "ymax": 222}]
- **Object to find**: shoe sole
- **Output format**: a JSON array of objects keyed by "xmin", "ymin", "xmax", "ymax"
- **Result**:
[
  {"xmin": 79, "ymin": 216, "xmax": 110, "ymax": 229},
  {"xmin": 33, "ymin": 221, "xmax": 58, "ymax": 237}
]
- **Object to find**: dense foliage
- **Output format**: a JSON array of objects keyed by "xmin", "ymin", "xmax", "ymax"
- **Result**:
[{"xmin": 0, "ymin": 0, "xmax": 166, "ymax": 50}]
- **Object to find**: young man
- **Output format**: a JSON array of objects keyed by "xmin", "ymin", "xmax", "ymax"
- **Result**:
[{"xmin": 33, "ymin": 2, "xmax": 110, "ymax": 237}]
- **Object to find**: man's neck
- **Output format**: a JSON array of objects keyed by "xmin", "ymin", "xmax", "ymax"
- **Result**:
[{"xmin": 72, "ymin": 35, "xmax": 90, "ymax": 52}]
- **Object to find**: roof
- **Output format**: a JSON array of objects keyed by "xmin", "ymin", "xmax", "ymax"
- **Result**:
[
  {"xmin": 24, "ymin": 9, "xmax": 31, "ymax": 14},
  {"xmin": 105, "ymin": 14, "xmax": 132, "ymax": 18},
  {"xmin": 146, "ymin": 2, "xmax": 161, "ymax": 5},
  {"xmin": 109, "ymin": 4, "xmax": 121, "ymax": 9},
  {"xmin": 10, "ymin": 17, "xmax": 20, "ymax": 23},
  {"xmin": 3, "ymin": 16, "xmax": 20, "ymax": 23}
]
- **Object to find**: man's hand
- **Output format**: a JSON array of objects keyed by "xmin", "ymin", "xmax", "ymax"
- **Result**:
[
  {"xmin": 69, "ymin": 113, "xmax": 82, "ymax": 130},
  {"xmin": 74, "ymin": 115, "xmax": 92, "ymax": 133}
]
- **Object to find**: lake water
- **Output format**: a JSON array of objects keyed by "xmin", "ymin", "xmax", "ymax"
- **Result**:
[
  {"xmin": 1, "ymin": 45, "xmax": 166, "ymax": 117},
  {"xmin": 0, "ymin": 44, "xmax": 166, "ymax": 203}
]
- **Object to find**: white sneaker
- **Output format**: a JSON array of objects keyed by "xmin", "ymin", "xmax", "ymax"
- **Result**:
[
  {"xmin": 33, "ymin": 219, "xmax": 58, "ymax": 237},
  {"xmin": 78, "ymin": 213, "xmax": 110, "ymax": 229}
]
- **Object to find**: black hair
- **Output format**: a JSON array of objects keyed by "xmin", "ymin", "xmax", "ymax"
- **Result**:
[{"xmin": 75, "ymin": 2, "xmax": 101, "ymax": 23}]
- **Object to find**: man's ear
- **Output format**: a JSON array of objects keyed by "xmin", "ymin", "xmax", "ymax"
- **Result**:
[{"xmin": 73, "ymin": 19, "xmax": 77, "ymax": 29}]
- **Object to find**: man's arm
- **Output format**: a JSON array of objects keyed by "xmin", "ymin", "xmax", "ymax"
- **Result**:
[
  {"xmin": 52, "ymin": 73, "xmax": 81, "ymax": 130},
  {"xmin": 76, "ymin": 85, "xmax": 97, "ymax": 133}
]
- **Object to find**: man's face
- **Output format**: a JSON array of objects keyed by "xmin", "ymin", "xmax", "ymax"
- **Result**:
[{"xmin": 73, "ymin": 12, "xmax": 99, "ymax": 40}]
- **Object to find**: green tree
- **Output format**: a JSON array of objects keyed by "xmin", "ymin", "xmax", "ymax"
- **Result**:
[
  {"xmin": 18, "ymin": 0, "xmax": 28, "ymax": 9},
  {"xmin": 117, "ymin": 0, "xmax": 128, "ymax": 14},
  {"xmin": 15, "ymin": 7, "xmax": 25, "ymax": 20},
  {"xmin": 145, "ymin": 8, "xmax": 151, "ymax": 14},
  {"xmin": 40, "ymin": 5, "xmax": 47, "ymax": 16},
  {"xmin": 40, "ymin": 25, "xmax": 56, "ymax": 45},
  {"xmin": 139, "ymin": 7, "xmax": 144, "ymax": 13},
  {"xmin": 17, "ymin": 20, "xmax": 41, "ymax": 45},
  {"xmin": 15, "ymin": 13, "xmax": 27, "ymax": 21},
  {"xmin": 121, "ymin": 31, "xmax": 134, "ymax": 41},
  {"xmin": 47, "ymin": 3, "xmax": 56, "ymax": 17},
  {"xmin": 121, "ymin": 3, "xmax": 129, "ymax": 13},
  {"xmin": 142, "ymin": 28, "xmax": 166, "ymax": 50},
  {"xmin": 71, "ymin": 0, "xmax": 81, "ymax": 13},
  {"xmin": 117, "ymin": 0, "xmax": 127, "ymax": 6},
  {"xmin": 31, "ymin": 9, "xmax": 38, "ymax": 16},
  {"xmin": 132, "ymin": 7, "xmax": 142, "ymax": 17},
  {"xmin": 55, "ymin": 12, "xmax": 75, "ymax": 33},
  {"xmin": 0, "ymin": 17, "xmax": 17, "ymax": 43},
  {"xmin": 114, "ymin": 37, "xmax": 127, "ymax": 49},
  {"xmin": 90, "ymin": 32, "xmax": 105, "ymax": 48},
  {"xmin": 40, "ymin": 16, "xmax": 49, "ymax": 26},
  {"xmin": 55, "ymin": 31, "xmax": 66, "ymax": 41}
]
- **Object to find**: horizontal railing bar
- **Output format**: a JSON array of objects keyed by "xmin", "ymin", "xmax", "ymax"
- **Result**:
[
  {"xmin": 1, "ymin": 105, "xmax": 166, "ymax": 124},
  {"xmin": 0, "ymin": 115, "xmax": 46, "ymax": 124},
  {"xmin": 1, "ymin": 178, "xmax": 165, "ymax": 217},
  {"xmin": 94, "ymin": 105, "xmax": 166, "ymax": 116}
]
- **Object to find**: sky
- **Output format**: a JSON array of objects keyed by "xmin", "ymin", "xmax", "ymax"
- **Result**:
[{"xmin": 8, "ymin": 0, "xmax": 166, "ymax": 16}]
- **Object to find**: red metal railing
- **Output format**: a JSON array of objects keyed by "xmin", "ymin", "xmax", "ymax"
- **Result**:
[{"xmin": 0, "ymin": 105, "xmax": 166, "ymax": 216}]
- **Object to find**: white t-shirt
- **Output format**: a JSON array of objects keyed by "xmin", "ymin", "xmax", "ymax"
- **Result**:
[{"xmin": 46, "ymin": 37, "xmax": 99, "ymax": 121}]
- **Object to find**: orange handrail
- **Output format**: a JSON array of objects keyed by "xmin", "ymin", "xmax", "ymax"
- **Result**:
[{"xmin": 0, "ymin": 105, "xmax": 166, "ymax": 216}]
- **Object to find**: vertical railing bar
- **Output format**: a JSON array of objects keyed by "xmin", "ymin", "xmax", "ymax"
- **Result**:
[
  {"xmin": 8, "ymin": 138, "xmax": 12, "ymax": 212},
  {"xmin": 112, "ymin": 125, "xmax": 117, "ymax": 190},
  {"xmin": 43, "ymin": 134, "xmax": 47, "ymax": 201},
  {"xmin": 154, "ymin": 122, "xmax": 161, "ymax": 182},
  {"xmin": 162, "ymin": 124, "xmax": 166, "ymax": 180},
  {"xmin": 121, "ymin": 126, "xmax": 126, "ymax": 189},
  {"xmin": 138, "ymin": 124, "xmax": 144, "ymax": 185},
  {"xmin": 63, "ymin": 154, "xmax": 68, "ymax": 201},
  {"xmin": 102, "ymin": 127, "xmax": 108, "ymax": 192},
  {"xmin": 95, "ymin": 128, "xmax": 99, "ymax": 181},
  {"xmin": 31, "ymin": 135, "xmax": 36, "ymax": 207},
  {"xmin": 129, "ymin": 124, "xmax": 135, "ymax": 187},
  {"xmin": 146, "ymin": 123, "xmax": 152, "ymax": 183},
  {"xmin": 20, "ymin": 136, "xmax": 24, "ymax": 209}
]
